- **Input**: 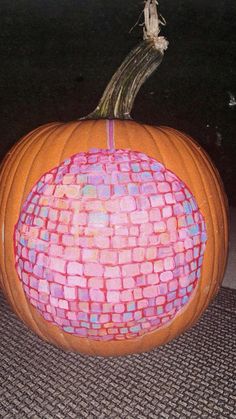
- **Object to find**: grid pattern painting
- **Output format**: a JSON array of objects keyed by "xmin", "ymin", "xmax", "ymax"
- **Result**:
[{"xmin": 15, "ymin": 148, "xmax": 207, "ymax": 340}]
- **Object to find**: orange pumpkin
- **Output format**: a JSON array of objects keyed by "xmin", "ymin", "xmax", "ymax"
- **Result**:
[{"xmin": 0, "ymin": 1, "xmax": 228, "ymax": 356}]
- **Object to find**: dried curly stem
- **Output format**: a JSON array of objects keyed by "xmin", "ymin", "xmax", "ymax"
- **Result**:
[{"xmin": 86, "ymin": 0, "xmax": 168, "ymax": 120}]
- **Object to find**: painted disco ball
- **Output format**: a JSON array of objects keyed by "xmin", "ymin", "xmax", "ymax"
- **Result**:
[{"xmin": 15, "ymin": 148, "xmax": 206, "ymax": 342}]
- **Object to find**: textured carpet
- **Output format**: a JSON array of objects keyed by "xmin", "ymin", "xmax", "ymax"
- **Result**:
[{"xmin": 0, "ymin": 287, "xmax": 235, "ymax": 419}]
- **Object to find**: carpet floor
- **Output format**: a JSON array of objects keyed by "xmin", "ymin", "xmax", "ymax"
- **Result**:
[{"xmin": 0, "ymin": 287, "xmax": 235, "ymax": 419}]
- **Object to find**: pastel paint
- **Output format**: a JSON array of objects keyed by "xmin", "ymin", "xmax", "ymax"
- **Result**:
[{"xmin": 15, "ymin": 148, "xmax": 207, "ymax": 341}]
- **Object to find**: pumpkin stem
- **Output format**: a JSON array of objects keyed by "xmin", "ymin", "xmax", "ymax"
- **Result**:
[{"xmin": 86, "ymin": 0, "xmax": 168, "ymax": 120}]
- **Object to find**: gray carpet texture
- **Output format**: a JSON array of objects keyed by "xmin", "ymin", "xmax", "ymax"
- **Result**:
[{"xmin": 0, "ymin": 287, "xmax": 236, "ymax": 419}]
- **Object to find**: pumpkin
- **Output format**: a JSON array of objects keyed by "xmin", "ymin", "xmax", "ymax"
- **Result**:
[{"xmin": 0, "ymin": 1, "xmax": 228, "ymax": 356}]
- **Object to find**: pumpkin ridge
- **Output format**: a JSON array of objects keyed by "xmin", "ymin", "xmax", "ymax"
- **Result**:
[
  {"xmin": 178, "ymin": 129, "xmax": 229, "ymax": 260},
  {"xmin": 0, "ymin": 124, "xmax": 56, "ymax": 194},
  {"xmin": 166, "ymin": 129, "xmax": 222, "ymax": 313},
  {"xmin": 56, "ymin": 121, "xmax": 84, "ymax": 166},
  {"xmin": 164, "ymin": 130, "xmax": 211, "ymax": 322},
  {"xmin": 148, "ymin": 126, "xmax": 206, "ymax": 330},
  {"xmin": 19, "ymin": 125, "xmax": 66, "ymax": 212},
  {"xmin": 4, "ymin": 126, "xmax": 61, "ymax": 325},
  {"xmin": 141, "ymin": 123, "xmax": 167, "ymax": 165},
  {"xmin": 0, "ymin": 125, "xmax": 59, "ymax": 293}
]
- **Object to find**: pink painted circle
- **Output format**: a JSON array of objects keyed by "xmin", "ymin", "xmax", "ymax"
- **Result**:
[{"xmin": 15, "ymin": 148, "xmax": 207, "ymax": 341}]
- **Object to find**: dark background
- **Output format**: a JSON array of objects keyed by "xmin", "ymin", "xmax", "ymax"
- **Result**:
[{"xmin": 0, "ymin": 0, "xmax": 236, "ymax": 203}]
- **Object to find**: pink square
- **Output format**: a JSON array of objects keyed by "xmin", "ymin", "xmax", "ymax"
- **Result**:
[
  {"xmin": 121, "ymin": 290, "xmax": 133, "ymax": 302},
  {"xmin": 160, "ymin": 271, "xmax": 173, "ymax": 282},
  {"xmin": 146, "ymin": 247, "xmax": 157, "ymax": 260},
  {"xmin": 49, "ymin": 209, "xmax": 58, "ymax": 222},
  {"xmin": 123, "ymin": 277, "xmax": 135, "ymax": 289},
  {"xmin": 156, "ymin": 295, "xmax": 166, "ymax": 305},
  {"xmin": 112, "ymin": 236, "xmax": 127, "ymax": 249},
  {"xmin": 128, "ymin": 237, "xmax": 137, "ymax": 247},
  {"xmin": 68, "ymin": 276, "xmax": 87, "ymax": 287},
  {"xmin": 186, "ymin": 250, "xmax": 193, "ymax": 262},
  {"xmin": 138, "ymin": 236, "xmax": 148, "ymax": 246},
  {"xmin": 122, "ymin": 263, "xmax": 140, "ymax": 277},
  {"xmin": 100, "ymin": 250, "xmax": 117, "ymax": 265},
  {"xmin": 140, "ymin": 223, "xmax": 153, "ymax": 235},
  {"xmin": 165, "ymin": 193, "xmax": 175, "ymax": 204},
  {"xmin": 160, "ymin": 233, "xmax": 170, "ymax": 245},
  {"xmin": 72, "ymin": 212, "xmax": 87, "ymax": 225},
  {"xmin": 85, "ymin": 200, "xmax": 103, "ymax": 211},
  {"xmin": 169, "ymin": 279, "xmax": 178, "ymax": 291},
  {"xmin": 133, "ymin": 288, "xmax": 142, "ymax": 300},
  {"xmin": 59, "ymin": 210, "xmax": 71, "ymax": 224},
  {"xmin": 78, "ymin": 302, "xmax": 89, "ymax": 312},
  {"xmin": 120, "ymin": 196, "xmax": 136, "ymax": 212},
  {"xmin": 106, "ymin": 278, "xmax": 122, "ymax": 290},
  {"xmin": 110, "ymin": 213, "xmax": 128, "ymax": 225},
  {"xmin": 141, "ymin": 182, "xmax": 157, "ymax": 195},
  {"xmin": 64, "ymin": 247, "xmax": 80, "ymax": 261},
  {"xmin": 136, "ymin": 196, "xmax": 150, "ymax": 210},
  {"xmin": 104, "ymin": 200, "xmax": 120, "ymax": 213},
  {"xmin": 130, "ymin": 211, "xmax": 149, "ymax": 224},
  {"xmin": 67, "ymin": 262, "xmax": 83, "ymax": 276},
  {"xmin": 147, "ymin": 274, "xmax": 159, "ymax": 285},
  {"xmin": 140, "ymin": 262, "xmax": 153, "ymax": 274},
  {"xmin": 130, "ymin": 226, "xmax": 139, "ymax": 236},
  {"xmin": 137, "ymin": 299, "xmax": 148, "ymax": 309},
  {"xmin": 104, "ymin": 266, "xmax": 121, "ymax": 278},
  {"xmin": 133, "ymin": 248, "xmax": 145, "ymax": 262},
  {"xmin": 164, "ymin": 257, "xmax": 175, "ymax": 270},
  {"xmin": 62, "ymin": 234, "xmax": 74, "ymax": 247},
  {"xmin": 38, "ymin": 280, "xmax": 49, "ymax": 293},
  {"xmin": 49, "ymin": 244, "xmax": 63, "ymax": 256},
  {"xmin": 50, "ymin": 257, "xmax": 66, "ymax": 273},
  {"xmin": 114, "ymin": 303, "xmax": 125, "ymax": 313},
  {"xmin": 158, "ymin": 182, "xmax": 171, "ymax": 193},
  {"xmin": 134, "ymin": 310, "xmax": 142, "ymax": 320},
  {"xmin": 67, "ymin": 311, "xmax": 77, "ymax": 320},
  {"xmin": 37, "ymin": 253, "xmax": 49, "ymax": 267},
  {"xmin": 84, "ymin": 263, "xmax": 104, "ymax": 277},
  {"xmin": 154, "ymin": 260, "xmax": 164, "ymax": 273},
  {"xmin": 89, "ymin": 289, "xmax": 105, "ymax": 302},
  {"xmin": 102, "ymin": 227, "xmax": 114, "ymax": 237},
  {"xmin": 64, "ymin": 286, "xmax": 77, "ymax": 300},
  {"xmin": 57, "ymin": 224, "xmax": 68, "ymax": 234},
  {"xmin": 149, "ymin": 208, "xmax": 161, "ymax": 222},
  {"xmin": 107, "ymin": 291, "xmax": 120, "ymax": 303},
  {"xmin": 154, "ymin": 221, "xmax": 166, "ymax": 233},
  {"xmin": 149, "ymin": 235, "xmax": 160, "ymax": 246},
  {"xmin": 98, "ymin": 314, "xmax": 109, "ymax": 324},
  {"xmin": 112, "ymin": 313, "xmax": 122, "ymax": 323},
  {"xmin": 94, "ymin": 236, "xmax": 110, "ymax": 249},
  {"xmin": 118, "ymin": 250, "xmax": 132, "ymax": 264},
  {"xmin": 102, "ymin": 303, "xmax": 113, "ymax": 313},
  {"xmin": 162, "ymin": 206, "xmax": 173, "ymax": 218},
  {"xmin": 184, "ymin": 238, "xmax": 194, "ymax": 250},
  {"xmin": 88, "ymin": 277, "xmax": 104, "ymax": 289},
  {"xmin": 58, "ymin": 299, "xmax": 69, "ymax": 310},
  {"xmin": 62, "ymin": 174, "xmax": 75, "ymax": 185},
  {"xmin": 174, "ymin": 242, "xmax": 184, "ymax": 253},
  {"xmin": 115, "ymin": 226, "xmax": 129, "ymax": 236},
  {"xmin": 143, "ymin": 286, "xmax": 158, "ymax": 298},
  {"xmin": 82, "ymin": 249, "xmax": 99, "ymax": 262},
  {"xmin": 150, "ymin": 195, "xmax": 164, "ymax": 207}
]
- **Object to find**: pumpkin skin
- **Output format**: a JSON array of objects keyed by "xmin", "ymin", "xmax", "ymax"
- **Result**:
[{"xmin": 0, "ymin": 119, "xmax": 228, "ymax": 356}]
